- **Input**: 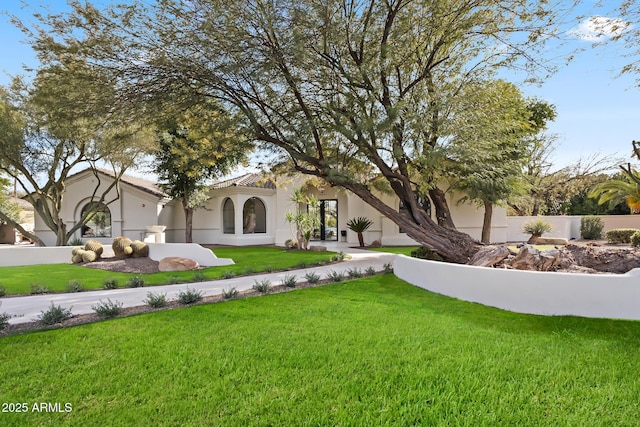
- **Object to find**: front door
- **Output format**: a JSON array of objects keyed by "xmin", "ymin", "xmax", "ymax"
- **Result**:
[{"xmin": 311, "ymin": 200, "xmax": 338, "ymax": 241}]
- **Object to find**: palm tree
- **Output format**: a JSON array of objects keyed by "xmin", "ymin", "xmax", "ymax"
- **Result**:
[
  {"xmin": 346, "ymin": 217, "xmax": 373, "ymax": 247},
  {"xmin": 589, "ymin": 170, "xmax": 640, "ymax": 214}
]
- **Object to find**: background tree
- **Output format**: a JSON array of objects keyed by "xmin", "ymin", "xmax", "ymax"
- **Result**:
[
  {"xmin": 589, "ymin": 141, "xmax": 640, "ymax": 214},
  {"xmin": 153, "ymin": 102, "xmax": 252, "ymax": 243},
  {"xmin": 0, "ymin": 175, "xmax": 21, "ymax": 227},
  {"xmin": 17, "ymin": 0, "xmax": 578, "ymax": 261}
]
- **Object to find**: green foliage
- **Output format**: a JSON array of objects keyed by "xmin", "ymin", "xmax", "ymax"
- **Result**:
[
  {"xmin": 263, "ymin": 265, "xmax": 274, "ymax": 273},
  {"xmin": 631, "ymin": 231, "xmax": 640, "ymax": 247},
  {"xmin": 411, "ymin": 246, "xmax": 445, "ymax": 262},
  {"xmin": 126, "ymin": 276, "xmax": 145, "ymax": 288},
  {"xmin": 346, "ymin": 217, "xmax": 373, "ymax": 233},
  {"xmin": 347, "ymin": 268, "xmax": 363, "ymax": 279},
  {"xmin": 589, "ymin": 169, "xmax": 640, "ymax": 214},
  {"xmin": 281, "ymin": 274, "xmax": 297, "ymax": 288},
  {"xmin": 38, "ymin": 303, "xmax": 72, "ymax": 325},
  {"xmin": 192, "ymin": 271, "xmax": 207, "ymax": 282},
  {"xmin": 0, "ymin": 311, "xmax": 9, "ymax": 331},
  {"xmin": 222, "ymin": 287, "xmax": 239, "ymax": 299},
  {"xmin": 326, "ymin": 271, "xmax": 344, "ymax": 283},
  {"xmin": 331, "ymin": 251, "xmax": 346, "ymax": 262},
  {"xmin": 103, "ymin": 278, "xmax": 119, "ymax": 289},
  {"xmin": 0, "ymin": 285, "xmax": 5, "ymax": 297},
  {"xmin": 522, "ymin": 219, "xmax": 553, "ymax": 236},
  {"xmin": 177, "ymin": 287, "xmax": 203, "ymax": 305},
  {"xmin": 221, "ymin": 271, "xmax": 236, "ymax": 280},
  {"xmin": 383, "ymin": 263, "xmax": 394, "ymax": 274},
  {"xmin": 365, "ymin": 266, "xmax": 377, "ymax": 276},
  {"xmin": 68, "ymin": 237, "xmax": 85, "ymax": 246},
  {"xmin": 253, "ymin": 279, "xmax": 271, "ymax": 294},
  {"xmin": 143, "ymin": 292, "xmax": 168, "ymax": 308},
  {"xmin": 67, "ymin": 280, "xmax": 84, "ymax": 293},
  {"xmin": 30, "ymin": 284, "xmax": 50, "ymax": 295},
  {"xmin": 580, "ymin": 216, "xmax": 604, "ymax": 240},
  {"xmin": 605, "ymin": 229, "xmax": 639, "ymax": 244},
  {"xmin": 285, "ymin": 189, "xmax": 320, "ymax": 250},
  {"xmin": 304, "ymin": 272, "xmax": 320, "ymax": 284},
  {"xmin": 92, "ymin": 299, "xmax": 123, "ymax": 319},
  {"xmin": 165, "ymin": 275, "xmax": 185, "ymax": 285}
]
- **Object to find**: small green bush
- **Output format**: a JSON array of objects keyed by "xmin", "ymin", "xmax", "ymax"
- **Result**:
[
  {"xmin": 165, "ymin": 275, "xmax": 184, "ymax": 285},
  {"xmin": 296, "ymin": 261, "xmax": 308, "ymax": 269},
  {"xmin": 605, "ymin": 228, "xmax": 639, "ymax": 244},
  {"xmin": 92, "ymin": 299, "xmax": 123, "ymax": 319},
  {"xmin": 304, "ymin": 272, "xmax": 320, "ymax": 284},
  {"xmin": 631, "ymin": 231, "xmax": 640, "ymax": 247},
  {"xmin": 67, "ymin": 280, "xmax": 84, "ymax": 293},
  {"xmin": 177, "ymin": 287, "xmax": 203, "ymax": 305},
  {"xmin": 263, "ymin": 265, "xmax": 274, "ymax": 273},
  {"xmin": 30, "ymin": 284, "xmax": 50, "ymax": 295},
  {"xmin": 0, "ymin": 311, "xmax": 10, "ymax": 331},
  {"xmin": 39, "ymin": 303, "xmax": 73, "ymax": 325},
  {"xmin": 327, "ymin": 270, "xmax": 344, "ymax": 283},
  {"xmin": 410, "ymin": 246, "xmax": 444, "ymax": 261},
  {"xmin": 143, "ymin": 292, "xmax": 168, "ymax": 308},
  {"xmin": 126, "ymin": 276, "xmax": 145, "ymax": 288},
  {"xmin": 347, "ymin": 268, "xmax": 363, "ymax": 279},
  {"xmin": 221, "ymin": 271, "xmax": 236, "ymax": 279},
  {"xmin": 103, "ymin": 278, "xmax": 119, "ymax": 289},
  {"xmin": 580, "ymin": 216, "xmax": 604, "ymax": 240},
  {"xmin": 68, "ymin": 237, "xmax": 84, "ymax": 246},
  {"xmin": 282, "ymin": 274, "xmax": 297, "ymax": 288},
  {"xmin": 0, "ymin": 285, "xmax": 6, "ymax": 297},
  {"xmin": 253, "ymin": 279, "xmax": 271, "ymax": 294},
  {"xmin": 242, "ymin": 267, "xmax": 255, "ymax": 275},
  {"xmin": 383, "ymin": 263, "xmax": 393, "ymax": 274},
  {"xmin": 331, "ymin": 251, "xmax": 346, "ymax": 262},
  {"xmin": 523, "ymin": 219, "xmax": 553, "ymax": 243},
  {"xmin": 365, "ymin": 266, "xmax": 377, "ymax": 276},
  {"xmin": 192, "ymin": 271, "xmax": 207, "ymax": 282},
  {"xmin": 222, "ymin": 287, "xmax": 238, "ymax": 299}
]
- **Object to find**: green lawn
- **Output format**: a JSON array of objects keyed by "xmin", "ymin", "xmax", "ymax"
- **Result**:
[
  {"xmin": 2, "ymin": 275, "xmax": 639, "ymax": 425},
  {"xmin": 0, "ymin": 246, "xmax": 337, "ymax": 295},
  {"xmin": 368, "ymin": 246, "xmax": 419, "ymax": 256}
]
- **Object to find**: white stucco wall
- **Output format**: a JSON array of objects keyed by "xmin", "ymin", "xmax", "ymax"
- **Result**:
[
  {"xmin": 394, "ymin": 255, "xmax": 640, "ymax": 320},
  {"xmin": 506, "ymin": 215, "xmax": 640, "ymax": 242}
]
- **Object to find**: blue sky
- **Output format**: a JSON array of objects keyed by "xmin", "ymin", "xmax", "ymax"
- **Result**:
[{"xmin": 1, "ymin": 1, "xmax": 638, "ymax": 171}]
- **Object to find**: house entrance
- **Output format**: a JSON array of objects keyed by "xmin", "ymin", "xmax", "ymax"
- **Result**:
[{"xmin": 311, "ymin": 199, "xmax": 338, "ymax": 241}]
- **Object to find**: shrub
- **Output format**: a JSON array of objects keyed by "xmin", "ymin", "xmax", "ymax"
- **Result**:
[
  {"xmin": 304, "ymin": 271, "xmax": 320, "ymax": 284},
  {"xmin": 103, "ymin": 278, "xmax": 119, "ymax": 289},
  {"xmin": 126, "ymin": 276, "xmax": 145, "ymax": 288},
  {"xmin": 365, "ymin": 266, "xmax": 377, "ymax": 276},
  {"xmin": 143, "ymin": 292, "xmax": 168, "ymax": 308},
  {"xmin": 39, "ymin": 303, "xmax": 73, "ymax": 325},
  {"xmin": 0, "ymin": 311, "xmax": 10, "ymax": 331},
  {"xmin": 284, "ymin": 238, "xmax": 298, "ymax": 249},
  {"xmin": 605, "ymin": 228, "xmax": 639, "ymax": 244},
  {"xmin": 263, "ymin": 265, "xmax": 274, "ymax": 273},
  {"xmin": 326, "ymin": 270, "xmax": 344, "ymax": 283},
  {"xmin": 296, "ymin": 261, "xmax": 308, "ymax": 269},
  {"xmin": 0, "ymin": 285, "xmax": 5, "ymax": 297},
  {"xmin": 522, "ymin": 219, "xmax": 553, "ymax": 243},
  {"xmin": 383, "ymin": 263, "xmax": 393, "ymax": 274},
  {"xmin": 165, "ymin": 275, "xmax": 184, "ymax": 285},
  {"xmin": 68, "ymin": 237, "xmax": 84, "ymax": 246},
  {"xmin": 222, "ymin": 287, "xmax": 238, "ymax": 299},
  {"xmin": 67, "ymin": 280, "xmax": 84, "ymax": 293},
  {"xmin": 631, "ymin": 231, "xmax": 640, "ymax": 247},
  {"xmin": 331, "ymin": 251, "xmax": 346, "ymax": 262},
  {"xmin": 92, "ymin": 299, "xmax": 123, "ymax": 319},
  {"xmin": 253, "ymin": 279, "xmax": 271, "ymax": 294},
  {"xmin": 242, "ymin": 267, "xmax": 255, "ymax": 275},
  {"xmin": 221, "ymin": 271, "xmax": 236, "ymax": 279},
  {"xmin": 30, "ymin": 284, "xmax": 50, "ymax": 295},
  {"xmin": 177, "ymin": 287, "xmax": 203, "ymax": 304},
  {"xmin": 192, "ymin": 271, "xmax": 207, "ymax": 282},
  {"xmin": 411, "ymin": 246, "xmax": 444, "ymax": 261},
  {"xmin": 282, "ymin": 274, "xmax": 297, "ymax": 288},
  {"xmin": 347, "ymin": 268, "xmax": 363, "ymax": 279},
  {"xmin": 581, "ymin": 216, "xmax": 604, "ymax": 240}
]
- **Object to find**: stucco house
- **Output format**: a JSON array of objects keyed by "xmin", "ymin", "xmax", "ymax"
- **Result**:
[{"xmin": 32, "ymin": 168, "xmax": 507, "ymax": 246}]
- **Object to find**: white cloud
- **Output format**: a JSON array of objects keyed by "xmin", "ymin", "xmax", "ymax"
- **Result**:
[{"xmin": 570, "ymin": 16, "xmax": 631, "ymax": 42}]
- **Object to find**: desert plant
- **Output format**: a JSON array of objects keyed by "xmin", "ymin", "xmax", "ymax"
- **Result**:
[
  {"xmin": 222, "ymin": 287, "xmax": 239, "ymax": 299},
  {"xmin": 130, "ymin": 240, "xmax": 149, "ymax": 258},
  {"xmin": 631, "ymin": 231, "xmax": 640, "ymax": 247},
  {"xmin": 284, "ymin": 189, "xmax": 321, "ymax": 250},
  {"xmin": 81, "ymin": 250, "xmax": 98, "ymax": 263},
  {"xmin": 30, "ymin": 284, "xmax": 50, "ymax": 295},
  {"xmin": 282, "ymin": 274, "xmax": 297, "ymax": 288},
  {"xmin": 112, "ymin": 236, "xmax": 134, "ymax": 258},
  {"xmin": 346, "ymin": 217, "xmax": 374, "ymax": 247},
  {"xmin": 103, "ymin": 278, "xmax": 119, "ymax": 289},
  {"xmin": 580, "ymin": 216, "xmax": 604, "ymax": 240},
  {"xmin": 606, "ymin": 228, "xmax": 639, "ymax": 244},
  {"xmin": 38, "ymin": 303, "xmax": 73, "ymax": 325},
  {"xmin": 126, "ymin": 276, "xmax": 145, "ymax": 288},
  {"xmin": 84, "ymin": 239, "xmax": 104, "ymax": 258},
  {"xmin": 92, "ymin": 299, "xmax": 123, "ymax": 319},
  {"xmin": 522, "ymin": 219, "xmax": 553, "ymax": 244},
  {"xmin": 296, "ymin": 261, "xmax": 308, "ymax": 269},
  {"xmin": 263, "ymin": 265, "xmax": 274, "ymax": 273},
  {"xmin": 68, "ymin": 237, "xmax": 84, "ymax": 246},
  {"xmin": 326, "ymin": 270, "xmax": 344, "ymax": 283},
  {"xmin": 67, "ymin": 280, "xmax": 84, "ymax": 292},
  {"xmin": 177, "ymin": 287, "xmax": 204, "ymax": 304},
  {"xmin": 410, "ymin": 246, "xmax": 445, "ymax": 261},
  {"xmin": 165, "ymin": 275, "xmax": 184, "ymax": 285},
  {"xmin": 242, "ymin": 267, "xmax": 255, "ymax": 275},
  {"xmin": 347, "ymin": 268, "xmax": 363, "ymax": 279},
  {"xmin": 331, "ymin": 251, "xmax": 347, "ymax": 262},
  {"xmin": 192, "ymin": 271, "xmax": 207, "ymax": 282},
  {"xmin": 253, "ymin": 279, "xmax": 271, "ymax": 294},
  {"xmin": 383, "ymin": 263, "xmax": 393, "ymax": 274},
  {"xmin": 365, "ymin": 266, "xmax": 377, "ymax": 276},
  {"xmin": 143, "ymin": 292, "xmax": 168, "ymax": 308},
  {"xmin": 304, "ymin": 271, "xmax": 320, "ymax": 284},
  {"xmin": 221, "ymin": 271, "xmax": 236, "ymax": 279},
  {"xmin": 0, "ymin": 311, "xmax": 10, "ymax": 331}
]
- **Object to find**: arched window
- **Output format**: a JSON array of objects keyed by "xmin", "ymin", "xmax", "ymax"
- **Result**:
[
  {"xmin": 399, "ymin": 196, "xmax": 431, "ymax": 233},
  {"xmin": 81, "ymin": 202, "xmax": 112, "ymax": 238},
  {"xmin": 223, "ymin": 198, "xmax": 235, "ymax": 234},
  {"xmin": 243, "ymin": 197, "xmax": 266, "ymax": 234}
]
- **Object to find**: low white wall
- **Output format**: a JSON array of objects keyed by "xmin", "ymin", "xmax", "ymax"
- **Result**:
[
  {"xmin": 506, "ymin": 215, "xmax": 640, "ymax": 242},
  {"xmin": 394, "ymin": 255, "xmax": 640, "ymax": 320}
]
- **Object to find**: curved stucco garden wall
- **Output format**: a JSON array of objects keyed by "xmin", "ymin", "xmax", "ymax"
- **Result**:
[{"xmin": 394, "ymin": 255, "xmax": 640, "ymax": 320}]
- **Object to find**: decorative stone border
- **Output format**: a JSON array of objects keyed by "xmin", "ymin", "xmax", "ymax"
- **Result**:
[{"xmin": 394, "ymin": 255, "xmax": 640, "ymax": 320}]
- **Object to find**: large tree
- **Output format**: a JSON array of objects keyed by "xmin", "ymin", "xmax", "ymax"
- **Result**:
[
  {"xmin": 153, "ymin": 102, "xmax": 252, "ymax": 243},
  {"xmin": 17, "ymin": 0, "xmax": 577, "ymax": 261}
]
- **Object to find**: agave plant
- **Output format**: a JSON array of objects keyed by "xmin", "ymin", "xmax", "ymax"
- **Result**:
[{"xmin": 346, "ymin": 216, "xmax": 373, "ymax": 247}]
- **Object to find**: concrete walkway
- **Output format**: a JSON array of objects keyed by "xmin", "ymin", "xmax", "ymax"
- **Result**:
[{"xmin": 2, "ymin": 245, "xmax": 397, "ymax": 325}]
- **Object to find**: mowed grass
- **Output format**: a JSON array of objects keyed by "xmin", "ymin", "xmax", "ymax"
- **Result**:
[
  {"xmin": 368, "ymin": 246, "xmax": 419, "ymax": 256},
  {"xmin": 0, "ymin": 246, "xmax": 336, "ymax": 295},
  {"xmin": 2, "ymin": 275, "xmax": 640, "ymax": 426}
]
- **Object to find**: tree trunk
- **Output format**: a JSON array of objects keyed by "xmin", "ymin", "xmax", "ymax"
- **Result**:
[
  {"xmin": 481, "ymin": 200, "xmax": 492, "ymax": 244},
  {"xmin": 184, "ymin": 204, "xmax": 194, "ymax": 243},
  {"xmin": 357, "ymin": 231, "xmax": 365, "ymax": 247},
  {"xmin": 429, "ymin": 187, "xmax": 456, "ymax": 230},
  {"xmin": 55, "ymin": 221, "xmax": 68, "ymax": 246}
]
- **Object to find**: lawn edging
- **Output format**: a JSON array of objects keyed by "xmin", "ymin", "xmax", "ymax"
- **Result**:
[{"xmin": 394, "ymin": 254, "xmax": 640, "ymax": 320}]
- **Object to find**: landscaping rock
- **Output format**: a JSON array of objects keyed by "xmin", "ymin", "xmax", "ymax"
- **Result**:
[
  {"xmin": 469, "ymin": 246, "xmax": 510, "ymax": 267},
  {"xmin": 309, "ymin": 245, "xmax": 327, "ymax": 252},
  {"xmin": 536, "ymin": 237, "xmax": 569, "ymax": 245},
  {"xmin": 369, "ymin": 240, "xmax": 382, "ymax": 248},
  {"xmin": 158, "ymin": 257, "xmax": 199, "ymax": 272}
]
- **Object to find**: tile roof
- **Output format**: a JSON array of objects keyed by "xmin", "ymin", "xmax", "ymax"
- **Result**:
[
  {"xmin": 211, "ymin": 173, "xmax": 277, "ymax": 190},
  {"xmin": 68, "ymin": 168, "xmax": 168, "ymax": 198}
]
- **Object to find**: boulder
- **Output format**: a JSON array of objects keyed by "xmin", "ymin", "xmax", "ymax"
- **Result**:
[
  {"xmin": 309, "ymin": 245, "xmax": 327, "ymax": 252},
  {"xmin": 158, "ymin": 257, "xmax": 199, "ymax": 272},
  {"xmin": 469, "ymin": 246, "xmax": 511, "ymax": 267},
  {"xmin": 536, "ymin": 237, "xmax": 569, "ymax": 245},
  {"xmin": 368, "ymin": 239, "xmax": 382, "ymax": 248}
]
